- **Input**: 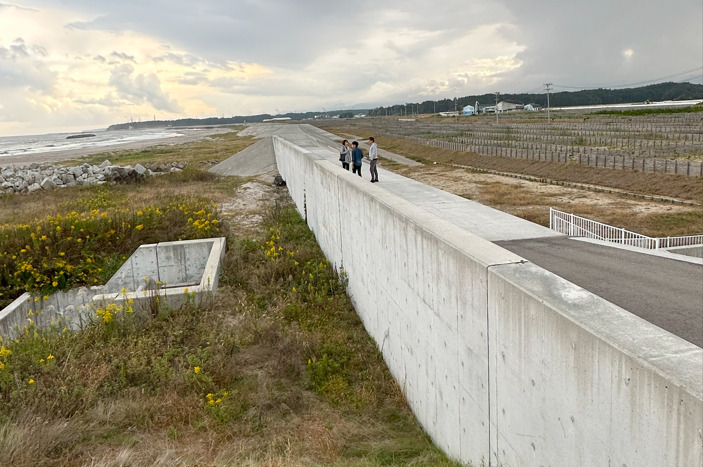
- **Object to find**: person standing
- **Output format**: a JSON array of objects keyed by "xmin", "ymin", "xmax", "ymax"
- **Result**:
[
  {"xmin": 351, "ymin": 141, "xmax": 363, "ymax": 177},
  {"xmin": 340, "ymin": 139, "xmax": 351, "ymax": 170},
  {"xmin": 368, "ymin": 136, "xmax": 378, "ymax": 182}
]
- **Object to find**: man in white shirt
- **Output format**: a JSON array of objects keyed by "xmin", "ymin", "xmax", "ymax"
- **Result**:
[{"xmin": 368, "ymin": 137, "xmax": 379, "ymax": 182}]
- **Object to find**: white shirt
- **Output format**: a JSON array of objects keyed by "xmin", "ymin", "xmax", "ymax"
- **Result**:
[{"xmin": 368, "ymin": 142, "xmax": 378, "ymax": 160}]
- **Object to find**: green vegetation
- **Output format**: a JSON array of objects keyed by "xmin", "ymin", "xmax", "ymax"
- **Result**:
[
  {"xmin": 368, "ymin": 82, "xmax": 703, "ymax": 116},
  {"xmin": 0, "ymin": 137, "xmax": 458, "ymax": 465},
  {"xmin": 0, "ymin": 187, "xmax": 220, "ymax": 307}
]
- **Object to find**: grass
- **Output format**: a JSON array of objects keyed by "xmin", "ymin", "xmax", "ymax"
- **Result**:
[
  {"xmin": 68, "ymin": 127, "xmax": 256, "ymax": 168},
  {"xmin": 0, "ymin": 135, "xmax": 460, "ymax": 466},
  {"xmin": 0, "ymin": 184, "xmax": 223, "ymax": 307}
]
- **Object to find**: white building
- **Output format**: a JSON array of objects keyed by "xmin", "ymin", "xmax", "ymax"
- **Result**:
[{"xmin": 496, "ymin": 101, "xmax": 524, "ymax": 112}]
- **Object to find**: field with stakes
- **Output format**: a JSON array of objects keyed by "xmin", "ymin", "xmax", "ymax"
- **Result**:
[{"xmin": 328, "ymin": 107, "xmax": 703, "ymax": 176}]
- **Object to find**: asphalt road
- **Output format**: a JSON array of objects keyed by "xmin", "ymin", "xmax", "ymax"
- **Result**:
[{"xmin": 496, "ymin": 237, "xmax": 703, "ymax": 347}]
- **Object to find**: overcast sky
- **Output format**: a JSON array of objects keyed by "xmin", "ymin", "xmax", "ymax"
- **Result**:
[{"xmin": 1, "ymin": 0, "xmax": 701, "ymax": 136}]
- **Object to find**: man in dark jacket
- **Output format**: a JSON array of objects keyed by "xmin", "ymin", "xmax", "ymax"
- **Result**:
[{"xmin": 351, "ymin": 141, "xmax": 363, "ymax": 177}]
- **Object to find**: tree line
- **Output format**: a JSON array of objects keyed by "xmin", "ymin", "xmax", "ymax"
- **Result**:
[
  {"xmin": 106, "ymin": 82, "xmax": 701, "ymax": 130},
  {"xmin": 368, "ymin": 82, "xmax": 703, "ymax": 116}
]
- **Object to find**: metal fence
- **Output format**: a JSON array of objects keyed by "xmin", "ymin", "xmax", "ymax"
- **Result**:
[{"xmin": 549, "ymin": 208, "xmax": 703, "ymax": 249}]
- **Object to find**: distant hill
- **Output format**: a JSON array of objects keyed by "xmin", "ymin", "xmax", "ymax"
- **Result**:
[
  {"xmin": 106, "ymin": 110, "xmax": 370, "ymax": 131},
  {"xmin": 106, "ymin": 82, "xmax": 701, "ymax": 130},
  {"xmin": 368, "ymin": 82, "xmax": 703, "ymax": 116}
]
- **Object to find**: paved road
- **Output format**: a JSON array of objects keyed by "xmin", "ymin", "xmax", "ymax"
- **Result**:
[{"xmin": 496, "ymin": 237, "xmax": 703, "ymax": 347}]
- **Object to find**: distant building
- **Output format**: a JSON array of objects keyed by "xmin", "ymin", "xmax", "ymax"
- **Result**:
[
  {"xmin": 439, "ymin": 111, "xmax": 459, "ymax": 117},
  {"xmin": 524, "ymin": 104, "xmax": 540, "ymax": 111},
  {"xmin": 263, "ymin": 116, "xmax": 292, "ymax": 122},
  {"xmin": 496, "ymin": 101, "xmax": 524, "ymax": 113},
  {"xmin": 462, "ymin": 105, "xmax": 475, "ymax": 115}
]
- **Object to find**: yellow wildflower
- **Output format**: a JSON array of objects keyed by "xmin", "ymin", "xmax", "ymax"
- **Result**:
[
  {"xmin": 135, "ymin": 224, "xmax": 144, "ymax": 231},
  {"xmin": 28, "ymin": 379, "xmax": 35, "ymax": 385},
  {"xmin": 194, "ymin": 366, "xmax": 201, "ymax": 374}
]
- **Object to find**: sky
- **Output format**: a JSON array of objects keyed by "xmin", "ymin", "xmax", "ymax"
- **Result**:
[{"xmin": 0, "ymin": 0, "xmax": 701, "ymax": 136}]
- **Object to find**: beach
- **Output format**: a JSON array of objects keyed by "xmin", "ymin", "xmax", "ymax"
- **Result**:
[{"xmin": 0, "ymin": 127, "xmax": 234, "ymax": 168}]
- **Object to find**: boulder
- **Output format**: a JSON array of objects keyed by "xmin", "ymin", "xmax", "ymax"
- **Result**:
[{"xmin": 40, "ymin": 177, "xmax": 56, "ymax": 190}]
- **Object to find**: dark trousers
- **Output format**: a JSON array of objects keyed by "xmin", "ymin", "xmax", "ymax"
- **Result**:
[
  {"xmin": 352, "ymin": 164, "xmax": 362, "ymax": 176},
  {"xmin": 342, "ymin": 162, "xmax": 350, "ymax": 170},
  {"xmin": 369, "ymin": 159, "xmax": 378, "ymax": 181}
]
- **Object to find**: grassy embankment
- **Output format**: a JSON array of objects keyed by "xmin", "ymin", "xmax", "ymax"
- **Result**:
[
  {"xmin": 0, "ymin": 130, "xmax": 457, "ymax": 466},
  {"xmin": 322, "ymin": 124, "xmax": 703, "ymax": 237}
]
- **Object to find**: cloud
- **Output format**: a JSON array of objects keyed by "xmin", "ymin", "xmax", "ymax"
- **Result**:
[
  {"xmin": 0, "ymin": 37, "xmax": 56, "ymax": 92},
  {"xmin": 108, "ymin": 63, "xmax": 182, "ymax": 112},
  {"xmin": 110, "ymin": 51, "xmax": 135, "ymax": 62},
  {"xmin": 496, "ymin": 0, "xmax": 703, "ymax": 90},
  {"xmin": 0, "ymin": 0, "xmax": 700, "ymax": 136}
]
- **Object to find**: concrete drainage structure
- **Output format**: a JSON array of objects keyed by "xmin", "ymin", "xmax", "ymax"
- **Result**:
[
  {"xmin": 0, "ymin": 237, "xmax": 225, "ymax": 339},
  {"xmin": 92, "ymin": 237, "xmax": 225, "ymax": 311}
]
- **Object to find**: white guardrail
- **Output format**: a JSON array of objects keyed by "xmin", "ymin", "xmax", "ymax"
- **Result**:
[{"xmin": 549, "ymin": 208, "xmax": 703, "ymax": 249}]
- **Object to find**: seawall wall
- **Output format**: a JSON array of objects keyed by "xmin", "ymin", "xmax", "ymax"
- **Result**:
[{"xmin": 272, "ymin": 135, "xmax": 703, "ymax": 466}]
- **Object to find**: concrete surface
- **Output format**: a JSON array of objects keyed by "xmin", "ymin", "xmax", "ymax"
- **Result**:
[
  {"xmin": 0, "ymin": 287, "xmax": 101, "ymax": 340},
  {"xmin": 668, "ymin": 244, "xmax": 703, "ymax": 258},
  {"xmin": 93, "ymin": 237, "xmax": 225, "ymax": 311},
  {"xmin": 270, "ymin": 124, "xmax": 703, "ymax": 467},
  {"xmin": 496, "ymin": 236, "xmax": 703, "ymax": 347},
  {"xmin": 209, "ymin": 136, "xmax": 277, "ymax": 176},
  {"xmin": 0, "ymin": 238, "xmax": 225, "ymax": 339}
]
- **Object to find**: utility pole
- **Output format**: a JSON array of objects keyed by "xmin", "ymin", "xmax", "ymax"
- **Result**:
[
  {"xmin": 494, "ymin": 92, "xmax": 499, "ymax": 124},
  {"xmin": 545, "ymin": 83, "xmax": 552, "ymax": 123},
  {"xmin": 454, "ymin": 98, "xmax": 458, "ymax": 123}
]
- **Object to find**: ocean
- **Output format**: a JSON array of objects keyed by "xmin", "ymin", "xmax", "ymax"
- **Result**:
[{"xmin": 0, "ymin": 128, "xmax": 184, "ymax": 159}]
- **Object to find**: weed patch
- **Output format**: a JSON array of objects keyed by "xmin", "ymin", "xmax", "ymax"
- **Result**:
[{"xmin": 0, "ymin": 199, "xmax": 457, "ymax": 466}]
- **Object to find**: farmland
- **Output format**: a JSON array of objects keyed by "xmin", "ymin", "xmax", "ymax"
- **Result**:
[{"xmin": 327, "ymin": 107, "xmax": 703, "ymax": 177}]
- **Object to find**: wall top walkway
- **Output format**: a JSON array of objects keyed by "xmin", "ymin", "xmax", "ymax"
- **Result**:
[
  {"xmin": 241, "ymin": 123, "xmax": 702, "ymax": 349},
  {"xmin": 241, "ymin": 123, "xmax": 562, "ymax": 242}
]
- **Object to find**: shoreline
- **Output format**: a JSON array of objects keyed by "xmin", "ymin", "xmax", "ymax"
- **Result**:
[{"xmin": 0, "ymin": 127, "xmax": 234, "ymax": 168}]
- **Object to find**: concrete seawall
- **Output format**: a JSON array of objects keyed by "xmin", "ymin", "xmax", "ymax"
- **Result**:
[{"xmin": 272, "ymin": 134, "xmax": 703, "ymax": 466}]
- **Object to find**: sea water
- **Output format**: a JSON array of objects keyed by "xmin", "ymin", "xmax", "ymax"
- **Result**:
[{"xmin": 0, "ymin": 128, "xmax": 184, "ymax": 159}]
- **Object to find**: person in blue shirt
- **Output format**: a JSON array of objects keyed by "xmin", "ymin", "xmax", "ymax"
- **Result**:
[{"xmin": 351, "ymin": 141, "xmax": 364, "ymax": 177}]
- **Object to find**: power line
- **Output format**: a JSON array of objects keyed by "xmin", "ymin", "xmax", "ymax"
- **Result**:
[{"xmin": 553, "ymin": 66, "xmax": 703, "ymax": 90}]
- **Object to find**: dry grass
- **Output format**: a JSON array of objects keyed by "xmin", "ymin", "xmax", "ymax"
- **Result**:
[
  {"xmin": 69, "ymin": 128, "xmax": 257, "ymax": 167},
  {"xmin": 0, "ymin": 132, "xmax": 458, "ymax": 466}
]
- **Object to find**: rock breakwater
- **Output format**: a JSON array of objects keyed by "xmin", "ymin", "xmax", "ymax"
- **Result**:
[{"xmin": 0, "ymin": 160, "xmax": 187, "ymax": 195}]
